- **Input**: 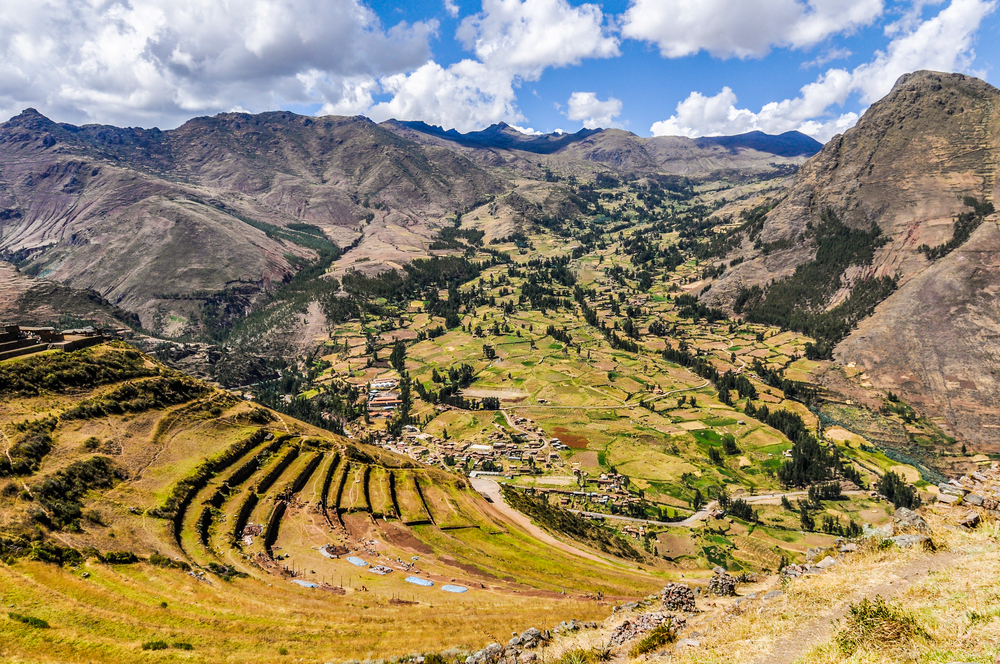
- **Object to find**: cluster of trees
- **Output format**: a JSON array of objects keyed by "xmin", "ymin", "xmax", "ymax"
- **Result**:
[
  {"xmin": 733, "ymin": 209, "xmax": 895, "ymax": 359},
  {"xmin": 918, "ymin": 196, "xmax": 994, "ymax": 260},
  {"xmin": 743, "ymin": 401, "xmax": 864, "ymax": 488},
  {"xmin": 877, "ymin": 470, "xmax": 921, "ymax": 509},
  {"xmin": 0, "ymin": 417, "xmax": 57, "ymax": 476}
]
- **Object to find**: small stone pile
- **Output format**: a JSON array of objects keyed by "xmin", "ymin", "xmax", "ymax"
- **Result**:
[
  {"xmin": 608, "ymin": 612, "xmax": 685, "ymax": 647},
  {"xmin": 660, "ymin": 583, "xmax": 697, "ymax": 612},
  {"xmin": 708, "ymin": 568, "xmax": 736, "ymax": 596}
]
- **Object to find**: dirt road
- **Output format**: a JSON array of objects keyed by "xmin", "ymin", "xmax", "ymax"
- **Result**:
[{"xmin": 470, "ymin": 477, "xmax": 622, "ymax": 568}]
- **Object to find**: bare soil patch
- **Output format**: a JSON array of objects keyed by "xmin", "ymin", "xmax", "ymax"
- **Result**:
[{"xmin": 553, "ymin": 427, "xmax": 589, "ymax": 449}]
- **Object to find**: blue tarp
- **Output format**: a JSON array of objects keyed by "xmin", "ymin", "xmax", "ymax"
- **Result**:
[
  {"xmin": 292, "ymin": 580, "xmax": 318, "ymax": 588},
  {"xmin": 347, "ymin": 556, "xmax": 368, "ymax": 567},
  {"xmin": 441, "ymin": 585, "xmax": 468, "ymax": 593},
  {"xmin": 406, "ymin": 576, "xmax": 434, "ymax": 587}
]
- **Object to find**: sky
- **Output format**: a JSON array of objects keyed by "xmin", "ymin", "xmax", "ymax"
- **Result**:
[{"xmin": 0, "ymin": 0, "xmax": 997, "ymax": 142}]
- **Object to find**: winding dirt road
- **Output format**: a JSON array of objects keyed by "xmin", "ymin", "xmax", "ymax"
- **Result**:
[{"xmin": 470, "ymin": 477, "xmax": 623, "ymax": 568}]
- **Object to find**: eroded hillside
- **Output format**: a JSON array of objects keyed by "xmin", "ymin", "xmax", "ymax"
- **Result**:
[{"xmin": 700, "ymin": 71, "xmax": 1000, "ymax": 446}]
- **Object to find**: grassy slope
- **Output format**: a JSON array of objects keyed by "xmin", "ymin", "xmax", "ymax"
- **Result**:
[{"xmin": 0, "ymin": 344, "xmax": 668, "ymax": 663}]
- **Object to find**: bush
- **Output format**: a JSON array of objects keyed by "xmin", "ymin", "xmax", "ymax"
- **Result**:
[
  {"xmin": 100, "ymin": 551, "xmax": 138, "ymax": 564},
  {"xmin": 142, "ymin": 640, "xmax": 169, "ymax": 651},
  {"xmin": 628, "ymin": 621, "xmax": 677, "ymax": 657},
  {"xmin": 149, "ymin": 552, "xmax": 191, "ymax": 571},
  {"xmin": 8, "ymin": 612, "xmax": 50, "ymax": 628},
  {"xmin": 172, "ymin": 642, "xmax": 193, "ymax": 650},
  {"xmin": 835, "ymin": 596, "xmax": 925, "ymax": 655}
]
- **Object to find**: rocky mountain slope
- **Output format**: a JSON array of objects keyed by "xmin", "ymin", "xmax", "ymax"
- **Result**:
[
  {"xmin": 704, "ymin": 71, "xmax": 1000, "ymax": 446},
  {"xmin": 0, "ymin": 109, "xmax": 815, "ymax": 338}
]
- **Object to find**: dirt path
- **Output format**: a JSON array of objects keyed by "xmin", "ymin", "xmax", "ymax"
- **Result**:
[
  {"xmin": 470, "ymin": 478, "xmax": 623, "ymax": 568},
  {"xmin": 750, "ymin": 551, "xmax": 960, "ymax": 664}
]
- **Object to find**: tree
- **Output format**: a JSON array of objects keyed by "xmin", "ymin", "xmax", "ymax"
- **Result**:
[
  {"xmin": 799, "ymin": 504, "xmax": 815, "ymax": 531},
  {"xmin": 691, "ymin": 488, "xmax": 704, "ymax": 510},
  {"xmin": 389, "ymin": 341, "xmax": 406, "ymax": 372}
]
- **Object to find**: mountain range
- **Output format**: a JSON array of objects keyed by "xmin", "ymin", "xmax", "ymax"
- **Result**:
[{"xmin": 1, "ymin": 70, "xmax": 997, "ymax": 446}]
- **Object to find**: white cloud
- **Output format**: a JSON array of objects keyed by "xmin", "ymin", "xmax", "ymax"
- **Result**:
[
  {"xmin": 445, "ymin": 0, "xmax": 461, "ymax": 18},
  {"xmin": 565, "ymin": 92, "xmax": 622, "ymax": 128},
  {"xmin": 369, "ymin": 0, "xmax": 619, "ymax": 131},
  {"xmin": 650, "ymin": 0, "xmax": 995, "ymax": 142},
  {"xmin": 801, "ymin": 47, "xmax": 853, "ymax": 69},
  {"xmin": 509, "ymin": 124, "xmax": 543, "ymax": 135},
  {"xmin": 457, "ymin": 0, "xmax": 619, "ymax": 78},
  {"xmin": 367, "ymin": 59, "xmax": 523, "ymax": 130},
  {"xmin": 0, "ymin": 0, "xmax": 436, "ymax": 127},
  {"xmin": 621, "ymin": 0, "xmax": 884, "ymax": 59}
]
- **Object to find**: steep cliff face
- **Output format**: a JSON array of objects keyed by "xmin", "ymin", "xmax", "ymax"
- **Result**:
[{"xmin": 706, "ymin": 71, "xmax": 1000, "ymax": 445}]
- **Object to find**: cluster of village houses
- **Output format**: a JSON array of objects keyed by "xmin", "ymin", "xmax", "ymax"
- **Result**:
[{"xmin": 356, "ymin": 377, "xmax": 648, "ymax": 515}]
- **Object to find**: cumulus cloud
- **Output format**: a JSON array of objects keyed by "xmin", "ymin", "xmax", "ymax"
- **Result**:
[
  {"xmin": 621, "ymin": 0, "xmax": 884, "ymax": 59},
  {"xmin": 566, "ymin": 92, "xmax": 623, "ymax": 129},
  {"xmin": 445, "ymin": 0, "xmax": 461, "ymax": 18},
  {"xmin": 0, "ymin": 0, "xmax": 436, "ymax": 127},
  {"xmin": 367, "ymin": 59, "xmax": 524, "ymax": 129},
  {"xmin": 369, "ymin": 0, "xmax": 619, "ymax": 131},
  {"xmin": 651, "ymin": 0, "xmax": 995, "ymax": 141},
  {"xmin": 457, "ymin": 0, "xmax": 619, "ymax": 78}
]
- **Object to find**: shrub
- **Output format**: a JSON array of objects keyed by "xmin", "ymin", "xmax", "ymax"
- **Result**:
[
  {"xmin": 142, "ymin": 640, "xmax": 169, "ymax": 651},
  {"xmin": 172, "ymin": 642, "xmax": 193, "ymax": 650},
  {"xmin": 100, "ymin": 551, "xmax": 138, "ymax": 564},
  {"xmin": 558, "ymin": 648, "xmax": 591, "ymax": 664},
  {"xmin": 835, "ymin": 596, "xmax": 925, "ymax": 655},
  {"xmin": 149, "ymin": 552, "xmax": 191, "ymax": 571},
  {"xmin": 8, "ymin": 612, "xmax": 50, "ymax": 628},
  {"xmin": 628, "ymin": 621, "xmax": 677, "ymax": 657}
]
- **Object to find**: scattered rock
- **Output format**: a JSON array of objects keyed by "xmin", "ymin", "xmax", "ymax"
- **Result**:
[
  {"xmin": 762, "ymin": 590, "xmax": 782, "ymax": 600},
  {"xmin": 964, "ymin": 493, "xmax": 985, "ymax": 506},
  {"xmin": 937, "ymin": 493, "xmax": 963, "ymax": 506},
  {"xmin": 609, "ymin": 612, "xmax": 685, "ymax": 647},
  {"xmin": 889, "ymin": 534, "xmax": 932, "ymax": 549},
  {"xmin": 675, "ymin": 638, "xmax": 700, "ymax": 650},
  {"xmin": 518, "ymin": 653, "xmax": 536, "ymax": 663},
  {"xmin": 839, "ymin": 543, "xmax": 858, "ymax": 553},
  {"xmin": 805, "ymin": 547, "xmax": 824, "ymax": 563}
]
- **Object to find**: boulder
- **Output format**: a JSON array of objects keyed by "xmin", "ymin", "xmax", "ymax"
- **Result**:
[
  {"xmin": 839, "ymin": 543, "xmax": 859, "ymax": 553},
  {"xmin": 816, "ymin": 556, "xmax": 838, "ymax": 569},
  {"xmin": 937, "ymin": 493, "xmax": 963, "ymax": 506},
  {"xmin": 894, "ymin": 507, "xmax": 931, "ymax": 534},
  {"xmin": 958, "ymin": 511, "xmax": 981, "ymax": 528},
  {"xmin": 938, "ymin": 483, "xmax": 967, "ymax": 497},
  {"xmin": 964, "ymin": 493, "xmax": 985, "ymax": 506}
]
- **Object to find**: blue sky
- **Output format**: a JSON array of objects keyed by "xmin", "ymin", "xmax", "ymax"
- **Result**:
[{"xmin": 0, "ymin": 0, "xmax": 996, "ymax": 141}]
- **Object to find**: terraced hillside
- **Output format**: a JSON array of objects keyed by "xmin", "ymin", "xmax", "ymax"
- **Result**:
[{"xmin": 0, "ymin": 343, "xmax": 671, "ymax": 663}]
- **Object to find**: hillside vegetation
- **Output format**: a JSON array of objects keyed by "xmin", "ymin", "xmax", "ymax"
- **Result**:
[{"xmin": 0, "ymin": 344, "xmax": 674, "ymax": 663}]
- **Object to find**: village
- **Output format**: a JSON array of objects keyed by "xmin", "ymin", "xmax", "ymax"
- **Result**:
[{"xmin": 355, "ymin": 376, "xmax": 653, "ymax": 523}]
